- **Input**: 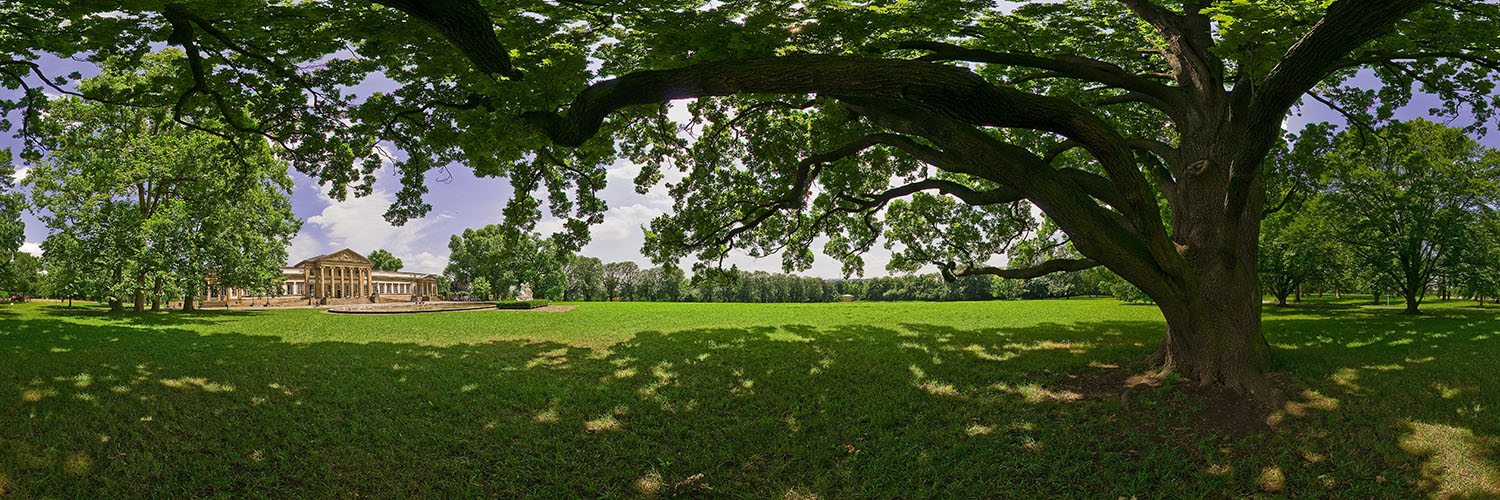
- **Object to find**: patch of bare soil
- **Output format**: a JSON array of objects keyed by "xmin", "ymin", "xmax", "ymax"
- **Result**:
[{"xmin": 1058, "ymin": 367, "xmax": 1303, "ymax": 442}]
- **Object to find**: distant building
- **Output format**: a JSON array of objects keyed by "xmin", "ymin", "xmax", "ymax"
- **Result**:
[{"xmin": 203, "ymin": 248, "xmax": 438, "ymax": 306}]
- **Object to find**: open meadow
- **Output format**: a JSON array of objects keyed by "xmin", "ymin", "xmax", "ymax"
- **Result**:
[{"xmin": 2, "ymin": 299, "xmax": 1497, "ymax": 499}]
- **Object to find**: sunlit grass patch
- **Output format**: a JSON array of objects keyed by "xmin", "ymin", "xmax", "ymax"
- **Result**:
[
  {"xmin": 2, "ymin": 298, "xmax": 1495, "ymax": 498},
  {"xmin": 159, "ymin": 377, "xmax": 234, "ymax": 392},
  {"xmin": 1399, "ymin": 422, "xmax": 1500, "ymax": 499},
  {"xmin": 990, "ymin": 382, "xmax": 1082, "ymax": 403}
]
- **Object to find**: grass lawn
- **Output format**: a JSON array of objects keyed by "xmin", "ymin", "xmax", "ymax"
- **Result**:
[
  {"xmin": 1265, "ymin": 293, "xmax": 1498, "ymax": 310},
  {"xmin": 2, "ymin": 299, "xmax": 1497, "ymax": 498}
]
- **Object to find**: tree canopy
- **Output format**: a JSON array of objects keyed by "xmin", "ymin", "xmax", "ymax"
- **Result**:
[
  {"xmin": 1322, "ymin": 119, "xmax": 1500, "ymax": 314},
  {"xmin": 6, "ymin": 0, "xmax": 1499, "ymax": 394},
  {"xmin": 25, "ymin": 63, "xmax": 301, "ymax": 311},
  {"xmin": 367, "ymin": 249, "xmax": 404, "ymax": 272},
  {"xmin": 445, "ymin": 227, "xmax": 569, "ymax": 300}
]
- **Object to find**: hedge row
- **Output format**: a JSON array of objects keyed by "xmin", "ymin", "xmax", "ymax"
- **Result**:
[{"xmin": 496, "ymin": 299, "xmax": 550, "ymax": 309}]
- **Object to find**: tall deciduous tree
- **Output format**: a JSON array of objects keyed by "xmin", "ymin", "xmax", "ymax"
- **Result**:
[
  {"xmin": 367, "ymin": 249, "xmax": 403, "ymax": 272},
  {"xmin": 0, "ymin": 150, "xmax": 24, "ymax": 269},
  {"xmin": 1325, "ymin": 120, "xmax": 1500, "ymax": 314},
  {"xmin": 602, "ymin": 261, "xmax": 640, "ymax": 302},
  {"xmin": 6, "ymin": 0, "xmax": 1500, "ymax": 394},
  {"xmin": 563, "ymin": 256, "xmax": 606, "ymax": 301},
  {"xmin": 27, "ymin": 63, "xmax": 300, "ymax": 312},
  {"xmin": 445, "ymin": 227, "xmax": 570, "ymax": 300}
]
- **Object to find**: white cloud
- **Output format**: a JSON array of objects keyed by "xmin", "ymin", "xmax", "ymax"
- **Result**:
[
  {"xmin": 400, "ymin": 251, "xmax": 449, "ymax": 275},
  {"xmin": 10, "ymin": 167, "xmax": 28, "ymax": 185},
  {"xmin": 535, "ymin": 217, "xmax": 568, "ymax": 236},
  {"xmin": 298, "ymin": 184, "xmax": 452, "ymax": 264},
  {"xmin": 594, "ymin": 203, "xmax": 663, "ymax": 241},
  {"xmin": 19, "ymin": 242, "xmax": 41, "ymax": 257},
  {"xmin": 287, "ymin": 231, "xmax": 325, "ymax": 264}
]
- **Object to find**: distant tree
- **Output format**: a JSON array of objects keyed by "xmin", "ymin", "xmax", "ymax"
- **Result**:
[
  {"xmin": 1258, "ymin": 199, "xmax": 1338, "ymax": 306},
  {"xmin": 469, "ymin": 277, "xmax": 493, "ymax": 301},
  {"xmin": 0, "ymin": 150, "xmax": 23, "ymax": 271},
  {"xmin": 367, "ymin": 249, "xmax": 403, "ymax": 271},
  {"xmin": 1452, "ymin": 216, "xmax": 1500, "ymax": 305},
  {"xmin": 660, "ymin": 265, "xmax": 687, "ymax": 302},
  {"xmin": 563, "ymin": 256, "xmax": 605, "ymax": 301},
  {"xmin": 1325, "ymin": 120, "xmax": 1500, "ymax": 314},
  {"xmin": 602, "ymin": 261, "xmax": 639, "ymax": 301},
  {"xmin": 445, "ymin": 228, "xmax": 570, "ymax": 300},
  {"xmin": 2, "ymin": 252, "xmax": 41, "ymax": 297}
]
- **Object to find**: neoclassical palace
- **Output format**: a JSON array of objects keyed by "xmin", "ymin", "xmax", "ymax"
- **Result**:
[{"xmin": 206, "ymin": 249, "xmax": 438, "ymax": 305}]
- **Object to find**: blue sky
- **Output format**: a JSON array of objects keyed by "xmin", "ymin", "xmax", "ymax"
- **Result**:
[{"xmin": 7, "ymin": 55, "xmax": 1496, "ymax": 277}]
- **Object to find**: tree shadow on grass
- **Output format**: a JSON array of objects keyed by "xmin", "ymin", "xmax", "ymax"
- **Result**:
[
  {"xmin": 3, "ymin": 307, "xmax": 1495, "ymax": 498},
  {"xmin": 36, "ymin": 307, "xmax": 270, "ymax": 328},
  {"xmin": 1258, "ymin": 306, "xmax": 1500, "ymax": 499}
]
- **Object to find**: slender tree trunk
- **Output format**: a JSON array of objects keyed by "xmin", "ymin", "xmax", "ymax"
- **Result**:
[
  {"xmin": 151, "ymin": 277, "xmax": 163, "ymax": 311},
  {"xmin": 1293, "ymin": 283, "xmax": 1301, "ymax": 303},
  {"xmin": 109, "ymin": 266, "xmax": 124, "ymax": 313},
  {"xmin": 183, "ymin": 284, "xmax": 197, "ymax": 312}
]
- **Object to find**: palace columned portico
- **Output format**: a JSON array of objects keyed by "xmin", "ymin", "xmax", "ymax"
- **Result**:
[{"xmin": 204, "ymin": 249, "xmax": 438, "ymax": 305}]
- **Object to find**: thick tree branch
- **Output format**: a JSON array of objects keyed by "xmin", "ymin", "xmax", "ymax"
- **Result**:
[
  {"xmin": 897, "ymin": 41, "xmax": 1185, "ymax": 119},
  {"xmin": 841, "ymin": 179, "xmax": 1023, "ymax": 210},
  {"xmin": 840, "ymin": 96, "xmax": 1186, "ymax": 293},
  {"xmin": 1230, "ymin": 0, "xmax": 1431, "ymax": 217},
  {"xmin": 941, "ymin": 257, "xmax": 1101, "ymax": 280},
  {"xmin": 377, "ymin": 0, "xmax": 522, "ymax": 79},
  {"xmin": 1115, "ymin": 0, "xmax": 1222, "ymax": 96}
]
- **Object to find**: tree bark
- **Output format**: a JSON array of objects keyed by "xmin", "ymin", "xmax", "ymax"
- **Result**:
[
  {"xmin": 109, "ymin": 266, "xmax": 124, "ymax": 313},
  {"xmin": 183, "ymin": 284, "xmax": 197, "ymax": 312},
  {"xmin": 1403, "ymin": 289, "xmax": 1422, "ymax": 314},
  {"xmin": 1145, "ymin": 223, "xmax": 1272, "ymax": 394},
  {"xmin": 151, "ymin": 277, "xmax": 163, "ymax": 311}
]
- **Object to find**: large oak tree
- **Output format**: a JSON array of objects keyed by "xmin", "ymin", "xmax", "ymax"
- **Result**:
[{"xmin": 5, "ymin": 0, "xmax": 1499, "ymax": 395}]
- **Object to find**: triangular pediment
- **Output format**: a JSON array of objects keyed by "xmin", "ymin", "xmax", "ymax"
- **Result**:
[
  {"xmin": 294, "ymin": 248, "xmax": 372, "ymax": 267},
  {"xmin": 321, "ymin": 249, "xmax": 371, "ymax": 265}
]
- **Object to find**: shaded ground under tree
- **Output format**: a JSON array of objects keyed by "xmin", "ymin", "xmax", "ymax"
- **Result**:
[{"xmin": 1, "ymin": 301, "xmax": 1496, "ymax": 498}]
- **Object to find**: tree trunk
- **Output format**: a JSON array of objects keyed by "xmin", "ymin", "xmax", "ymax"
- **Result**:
[
  {"xmin": 1138, "ymin": 145, "xmax": 1272, "ymax": 396},
  {"xmin": 1148, "ymin": 271, "xmax": 1271, "ymax": 394},
  {"xmin": 1276, "ymin": 291, "xmax": 1289, "ymax": 306},
  {"xmin": 183, "ymin": 284, "xmax": 197, "ymax": 312},
  {"xmin": 109, "ymin": 266, "xmax": 125, "ymax": 312},
  {"xmin": 1293, "ymin": 283, "xmax": 1301, "ymax": 303},
  {"xmin": 151, "ymin": 277, "xmax": 163, "ymax": 312},
  {"xmin": 1403, "ymin": 291, "xmax": 1422, "ymax": 314}
]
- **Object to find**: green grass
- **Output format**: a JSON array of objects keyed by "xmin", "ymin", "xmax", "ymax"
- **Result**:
[
  {"xmin": 1266, "ymin": 292, "xmax": 1497, "ymax": 310},
  {"xmin": 2, "ymin": 299, "xmax": 1497, "ymax": 498}
]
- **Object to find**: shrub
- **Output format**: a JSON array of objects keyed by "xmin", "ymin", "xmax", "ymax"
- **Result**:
[{"xmin": 496, "ymin": 299, "xmax": 549, "ymax": 309}]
